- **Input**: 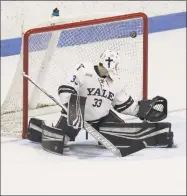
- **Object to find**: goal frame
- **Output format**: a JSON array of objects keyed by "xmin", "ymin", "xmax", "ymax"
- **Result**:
[{"xmin": 22, "ymin": 12, "xmax": 148, "ymax": 138}]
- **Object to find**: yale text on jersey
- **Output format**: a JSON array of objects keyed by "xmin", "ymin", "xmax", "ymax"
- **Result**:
[{"xmin": 87, "ymin": 88, "xmax": 114, "ymax": 101}]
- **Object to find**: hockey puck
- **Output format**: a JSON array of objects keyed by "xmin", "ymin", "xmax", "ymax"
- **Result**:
[{"xmin": 130, "ymin": 31, "xmax": 137, "ymax": 38}]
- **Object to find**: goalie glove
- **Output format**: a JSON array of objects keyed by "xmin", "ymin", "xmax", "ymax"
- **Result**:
[{"xmin": 137, "ymin": 96, "xmax": 168, "ymax": 122}]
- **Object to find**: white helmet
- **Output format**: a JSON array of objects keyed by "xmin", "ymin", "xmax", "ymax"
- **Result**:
[{"xmin": 99, "ymin": 50, "xmax": 120, "ymax": 79}]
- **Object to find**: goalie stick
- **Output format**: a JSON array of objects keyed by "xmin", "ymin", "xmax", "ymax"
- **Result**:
[{"xmin": 23, "ymin": 72, "xmax": 146, "ymax": 157}]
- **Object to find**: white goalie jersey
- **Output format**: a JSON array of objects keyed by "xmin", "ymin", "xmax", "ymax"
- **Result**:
[{"xmin": 58, "ymin": 62, "xmax": 140, "ymax": 122}]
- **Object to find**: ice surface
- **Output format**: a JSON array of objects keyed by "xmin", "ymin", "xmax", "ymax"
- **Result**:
[{"xmin": 1, "ymin": 28, "xmax": 186, "ymax": 195}]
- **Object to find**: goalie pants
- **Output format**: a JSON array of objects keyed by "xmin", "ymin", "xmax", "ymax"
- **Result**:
[{"xmin": 55, "ymin": 110, "xmax": 173, "ymax": 147}]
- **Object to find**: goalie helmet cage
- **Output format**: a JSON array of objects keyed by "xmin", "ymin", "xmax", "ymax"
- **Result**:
[{"xmin": 1, "ymin": 12, "xmax": 148, "ymax": 138}]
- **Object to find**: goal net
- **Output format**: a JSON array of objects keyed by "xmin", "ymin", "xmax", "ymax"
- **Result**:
[{"xmin": 1, "ymin": 12, "xmax": 148, "ymax": 138}]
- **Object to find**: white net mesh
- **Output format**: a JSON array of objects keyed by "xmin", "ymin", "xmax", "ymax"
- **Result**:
[{"xmin": 1, "ymin": 13, "xmax": 147, "ymax": 137}]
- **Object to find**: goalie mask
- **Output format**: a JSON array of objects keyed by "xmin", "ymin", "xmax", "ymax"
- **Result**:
[{"xmin": 99, "ymin": 50, "xmax": 120, "ymax": 80}]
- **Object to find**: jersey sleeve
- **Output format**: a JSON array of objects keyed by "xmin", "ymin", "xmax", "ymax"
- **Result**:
[
  {"xmin": 58, "ymin": 63, "xmax": 85, "ymax": 105},
  {"xmin": 112, "ymin": 86, "xmax": 140, "ymax": 116}
]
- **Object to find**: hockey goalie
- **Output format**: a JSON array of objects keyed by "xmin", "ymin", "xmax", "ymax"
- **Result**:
[{"xmin": 27, "ymin": 50, "xmax": 174, "ymax": 156}]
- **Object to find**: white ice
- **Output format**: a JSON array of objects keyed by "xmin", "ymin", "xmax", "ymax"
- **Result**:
[{"xmin": 1, "ymin": 28, "xmax": 186, "ymax": 195}]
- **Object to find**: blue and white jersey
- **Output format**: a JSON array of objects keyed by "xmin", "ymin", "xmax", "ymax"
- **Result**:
[{"xmin": 58, "ymin": 62, "xmax": 139, "ymax": 121}]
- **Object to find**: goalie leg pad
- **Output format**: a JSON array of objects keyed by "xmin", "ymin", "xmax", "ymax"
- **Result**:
[
  {"xmin": 42, "ymin": 124, "xmax": 69, "ymax": 155},
  {"xmin": 55, "ymin": 115, "xmax": 81, "ymax": 141},
  {"xmin": 99, "ymin": 122, "xmax": 173, "ymax": 148},
  {"xmin": 27, "ymin": 118, "xmax": 44, "ymax": 142},
  {"xmin": 144, "ymin": 131, "xmax": 173, "ymax": 148},
  {"xmin": 100, "ymin": 110, "xmax": 125, "ymax": 124},
  {"xmin": 89, "ymin": 110, "xmax": 125, "ymax": 145}
]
